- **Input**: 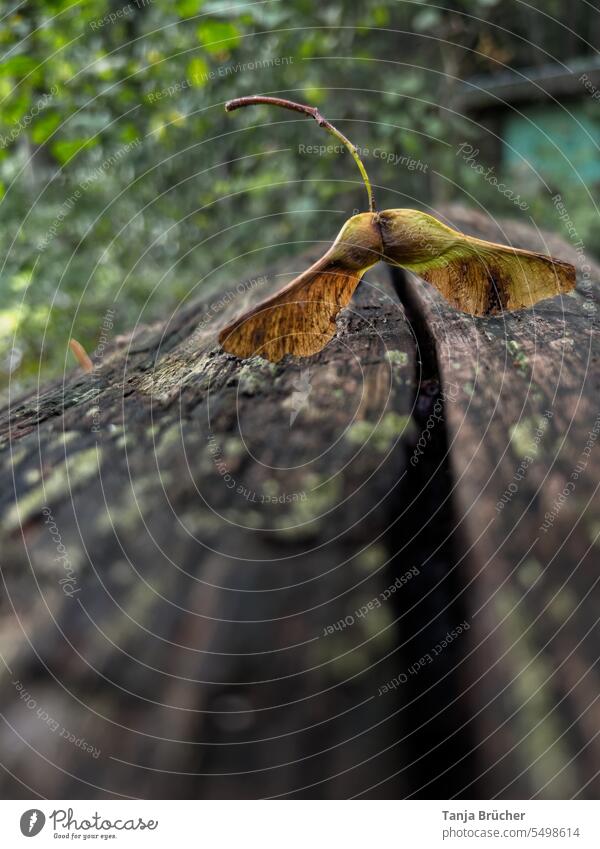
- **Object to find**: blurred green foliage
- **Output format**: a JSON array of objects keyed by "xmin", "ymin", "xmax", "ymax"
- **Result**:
[{"xmin": 0, "ymin": 0, "xmax": 598, "ymax": 396}]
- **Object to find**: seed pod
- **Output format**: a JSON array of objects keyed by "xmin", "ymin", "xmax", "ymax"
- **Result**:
[
  {"xmin": 218, "ymin": 208, "xmax": 576, "ymax": 362},
  {"xmin": 219, "ymin": 213, "xmax": 382, "ymax": 362},
  {"xmin": 378, "ymin": 209, "xmax": 576, "ymax": 316},
  {"xmin": 220, "ymin": 98, "xmax": 576, "ymax": 359}
]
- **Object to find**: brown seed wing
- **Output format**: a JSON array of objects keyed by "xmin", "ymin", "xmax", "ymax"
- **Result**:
[
  {"xmin": 418, "ymin": 240, "xmax": 576, "ymax": 317},
  {"xmin": 218, "ymin": 255, "xmax": 366, "ymax": 362}
]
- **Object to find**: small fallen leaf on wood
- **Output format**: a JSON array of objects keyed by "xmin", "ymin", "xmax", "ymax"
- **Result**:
[
  {"xmin": 69, "ymin": 338, "xmax": 94, "ymax": 372},
  {"xmin": 218, "ymin": 97, "xmax": 576, "ymax": 362}
]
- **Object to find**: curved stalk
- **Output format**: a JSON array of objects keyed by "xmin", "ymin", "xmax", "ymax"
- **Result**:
[{"xmin": 225, "ymin": 95, "xmax": 376, "ymax": 212}]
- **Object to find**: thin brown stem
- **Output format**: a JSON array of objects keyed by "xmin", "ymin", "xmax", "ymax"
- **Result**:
[{"xmin": 225, "ymin": 95, "xmax": 375, "ymax": 212}]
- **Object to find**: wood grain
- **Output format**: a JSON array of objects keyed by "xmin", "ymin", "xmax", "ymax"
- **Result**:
[
  {"xmin": 0, "ymin": 251, "xmax": 425, "ymax": 799},
  {"xmin": 402, "ymin": 204, "xmax": 600, "ymax": 798}
]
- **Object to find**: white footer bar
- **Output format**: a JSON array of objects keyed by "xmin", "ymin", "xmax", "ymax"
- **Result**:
[{"xmin": 0, "ymin": 800, "xmax": 598, "ymax": 847}]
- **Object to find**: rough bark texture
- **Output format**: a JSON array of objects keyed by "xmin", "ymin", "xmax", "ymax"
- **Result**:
[{"xmin": 0, "ymin": 206, "xmax": 598, "ymax": 799}]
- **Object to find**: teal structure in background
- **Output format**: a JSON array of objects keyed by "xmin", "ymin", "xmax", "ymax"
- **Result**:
[{"xmin": 503, "ymin": 104, "xmax": 600, "ymax": 193}]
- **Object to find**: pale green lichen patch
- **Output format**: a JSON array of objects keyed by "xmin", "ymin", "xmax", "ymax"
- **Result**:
[
  {"xmin": 517, "ymin": 558, "xmax": 543, "ymax": 589},
  {"xmin": 23, "ymin": 467, "xmax": 42, "ymax": 485},
  {"xmin": 262, "ymin": 478, "xmax": 280, "ymax": 498},
  {"xmin": 115, "ymin": 432, "xmax": 135, "ymax": 449},
  {"xmin": 346, "ymin": 412, "xmax": 414, "ymax": 452},
  {"xmin": 547, "ymin": 587, "xmax": 578, "ymax": 622},
  {"xmin": 510, "ymin": 416, "xmax": 548, "ymax": 458},
  {"xmin": 506, "ymin": 339, "xmax": 529, "ymax": 375},
  {"xmin": 273, "ymin": 476, "xmax": 341, "ymax": 538},
  {"xmin": 588, "ymin": 520, "xmax": 600, "ymax": 546},
  {"xmin": 179, "ymin": 509, "xmax": 223, "ymax": 534},
  {"xmin": 132, "ymin": 468, "xmax": 174, "ymax": 495},
  {"xmin": 59, "ymin": 431, "xmax": 80, "ymax": 447},
  {"xmin": 355, "ymin": 544, "xmax": 387, "ymax": 573},
  {"xmin": 223, "ymin": 437, "xmax": 244, "ymax": 459},
  {"xmin": 69, "ymin": 446, "xmax": 104, "ymax": 486},
  {"xmin": 299, "ymin": 476, "xmax": 340, "ymax": 515},
  {"xmin": 226, "ymin": 508, "xmax": 263, "ymax": 528},
  {"xmin": 385, "ymin": 349, "xmax": 410, "ymax": 386},
  {"xmin": 385, "ymin": 349, "xmax": 409, "ymax": 368},
  {"xmin": 4, "ymin": 445, "xmax": 28, "ymax": 464},
  {"xmin": 158, "ymin": 422, "xmax": 183, "ymax": 450},
  {"xmin": 96, "ymin": 496, "xmax": 144, "ymax": 536},
  {"xmin": 311, "ymin": 635, "xmax": 369, "ymax": 681},
  {"xmin": 2, "ymin": 445, "xmax": 102, "ymax": 530},
  {"xmin": 495, "ymin": 587, "xmax": 576, "ymax": 797},
  {"xmin": 358, "ymin": 600, "xmax": 395, "ymax": 644},
  {"xmin": 236, "ymin": 358, "xmax": 278, "ymax": 396}
]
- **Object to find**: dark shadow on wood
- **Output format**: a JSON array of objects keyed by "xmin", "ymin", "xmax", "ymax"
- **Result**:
[{"xmin": 385, "ymin": 265, "xmax": 481, "ymax": 798}]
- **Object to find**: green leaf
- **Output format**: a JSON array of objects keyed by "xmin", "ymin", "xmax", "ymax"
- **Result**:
[
  {"xmin": 120, "ymin": 123, "xmax": 140, "ymax": 144},
  {"xmin": 0, "ymin": 54, "xmax": 37, "ymax": 78},
  {"xmin": 50, "ymin": 137, "xmax": 97, "ymax": 164},
  {"xmin": 187, "ymin": 57, "xmax": 210, "ymax": 86},
  {"xmin": 196, "ymin": 20, "xmax": 240, "ymax": 53},
  {"xmin": 176, "ymin": 0, "xmax": 204, "ymax": 17},
  {"xmin": 31, "ymin": 112, "xmax": 62, "ymax": 144}
]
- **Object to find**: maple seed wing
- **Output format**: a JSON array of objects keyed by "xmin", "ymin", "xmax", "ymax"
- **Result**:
[
  {"xmin": 378, "ymin": 209, "xmax": 576, "ymax": 316},
  {"xmin": 219, "ymin": 212, "xmax": 383, "ymax": 362},
  {"xmin": 418, "ymin": 241, "xmax": 576, "ymax": 316},
  {"xmin": 218, "ymin": 256, "xmax": 366, "ymax": 362}
]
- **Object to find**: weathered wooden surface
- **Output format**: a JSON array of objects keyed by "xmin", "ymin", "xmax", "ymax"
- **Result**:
[
  {"xmin": 0, "ymin": 207, "xmax": 598, "ymax": 799},
  {"xmin": 401, "ymin": 205, "xmax": 600, "ymax": 799},
  {"xmin": 0, "ymin": 247, "xmax": 460, "ymax": 799}
]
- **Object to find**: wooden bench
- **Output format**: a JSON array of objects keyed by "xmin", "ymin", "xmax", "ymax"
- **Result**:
[{"xmin": 0, "ymin": 206, "xmax": 598, "ymax": 798}]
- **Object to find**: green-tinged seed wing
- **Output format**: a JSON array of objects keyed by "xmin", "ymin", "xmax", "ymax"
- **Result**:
[{"xmin": 378, "ymin": 209, "xmax": 576, "ymax": 316}]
